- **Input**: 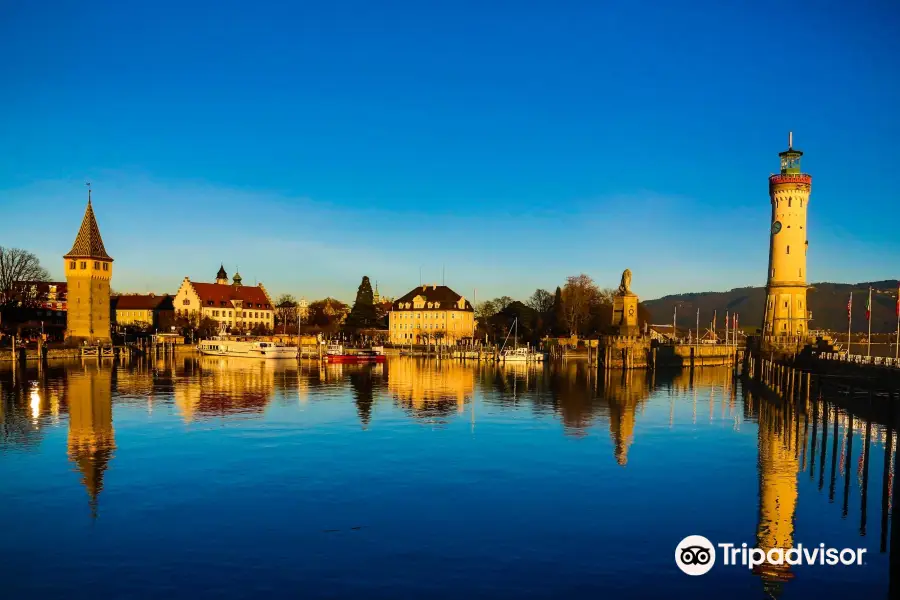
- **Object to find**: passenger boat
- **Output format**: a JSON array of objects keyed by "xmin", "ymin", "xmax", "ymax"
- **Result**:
[
  {"xmin": 198, "ymin": 336, "xmax": 296, "ymax": 359},
  {"xmin": 324, "ymin": 343, "xmax": 386, "ymax": 364}
]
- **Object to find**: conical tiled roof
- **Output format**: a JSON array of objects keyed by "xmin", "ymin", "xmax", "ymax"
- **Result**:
[
  {"xmin": 217, "ymin": 264, "xmax": 227, "ymax": 280},
  {"xmin": 64, "ymin": 200, "xmax": 112, "ymax": 260}
]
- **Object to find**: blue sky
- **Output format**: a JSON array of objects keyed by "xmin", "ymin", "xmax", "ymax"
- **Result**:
[{"xmin": 1, "ymin": 0, "xmax": 898, "ymax": 303}]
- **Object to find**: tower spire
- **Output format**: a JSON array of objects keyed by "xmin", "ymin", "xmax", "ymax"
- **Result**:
[
  {"xmin": 788, "ymin": 131, "xmax": 793, "ymax": 149},
  {"xmin": 86, "ymin": 181, "xmax": 92, "ymax": 204}
]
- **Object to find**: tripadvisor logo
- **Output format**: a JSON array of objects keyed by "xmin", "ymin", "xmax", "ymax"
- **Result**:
[{"xmin": 675, "ymin": 536, "xmax": 867, "ymax": 576}]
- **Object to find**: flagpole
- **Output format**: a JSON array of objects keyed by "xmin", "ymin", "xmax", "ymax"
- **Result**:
[
  {"xmin": 673, "ymin": 304, "xmax": 677, "ymax": 344},
  {"xmin": 696, "ymin": 308, "xmax": 700, "ymax": 349},
  {"xmin": 848, "ymin": 292, "xmax": 852, "ymax": 357},
  {"xmin": 867, "ymin": 286, "xmax": 872, "ymax": 358},
  {"xmin": 725, "ymin": 311, "xmax": 729, "ymax": 349},
  {"xmin": 895, "ymin": 284, "xmax": 899, "ymax": 360},
  {"xmin": 895, "ymin": 298, "xmax": 899, "ymax": 360}
]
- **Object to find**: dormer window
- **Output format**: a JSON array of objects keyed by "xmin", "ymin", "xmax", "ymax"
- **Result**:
[{"xmin": 427, "ymin": 302, "xmax": 433, "ymax": 308}]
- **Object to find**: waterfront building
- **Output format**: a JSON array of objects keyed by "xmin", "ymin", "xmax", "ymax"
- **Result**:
[
  {"xmin": 763, "ymin": 132, "xmax": 811, "ymax": 339},
  {"xmin": 388, "ymin": 284, "xmax": 474, "ymax": 345},
  {"xmin": 113, "ymin": 293, "xmax": 175, "ymax": 330},
  {"xmin": 64, "ymin": 190, "xmax": 113, "ymax": 343},
  {"xmin": 173, "ymin": 265, "xmax": 275, "ymax": 331}
]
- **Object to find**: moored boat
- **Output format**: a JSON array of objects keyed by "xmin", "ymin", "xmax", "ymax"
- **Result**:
[
  {"xmin": 324, "ymin": 345, "xmax": 386, "ymax": 363},
  {"xmin": 198, "ymin": 336, "xmax": 296, "ymax": 359}
]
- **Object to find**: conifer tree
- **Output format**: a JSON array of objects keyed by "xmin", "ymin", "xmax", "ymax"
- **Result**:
[{"xmin": 346, "ymin": 276, "xmax": 377, "ymax": 329}]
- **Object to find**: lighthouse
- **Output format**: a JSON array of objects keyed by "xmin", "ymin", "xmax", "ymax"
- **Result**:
[{"xmin": 763, "ymin": 132, "xmax": 812, "ymax": 340}]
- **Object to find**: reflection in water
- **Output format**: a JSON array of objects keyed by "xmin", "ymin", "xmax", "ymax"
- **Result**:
[
  {"xmin": 602, "ymin": 370, "xmax": 652, "ymax": 465},
  {"xmin": 174, "ymin": 357, "xmax": 281, "ymax": 422},
  {"xmin": 66, "ymin": 363, "xmax": 116, "ymax": 518},
  {"xmin": 388, "ymin": 358, "xmax": 474, "ymax": 419},
  {"xmin": 0, "ymin": 357, "xmax": 897, "ymax": 597},
  {"xmin": 752, "ymin": 391, "xmax": 799, "ymax": 595}
]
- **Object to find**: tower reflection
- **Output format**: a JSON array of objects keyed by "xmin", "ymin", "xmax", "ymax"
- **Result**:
[
  {"xmin": 753, "ymin": 391, "xmax": 799, "ymax": 596},
  {"xmin": 601, "ymin": 369, "xmax": 652, "ymax": 465},
  {"xmin": 66, "ymin": 362, "xmax": 116, "ymax": 518}
]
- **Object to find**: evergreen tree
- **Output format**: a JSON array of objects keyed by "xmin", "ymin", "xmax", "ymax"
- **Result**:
[
  {"xmin": 346, "ymin": 276, "xmax": 377, "ymax": 329},
  {"xmin": 551, "ymin": 286, "xmax": 565, "ymax": 336}
]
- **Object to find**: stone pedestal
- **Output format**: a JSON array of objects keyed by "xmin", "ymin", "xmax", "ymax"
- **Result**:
[{"xmin": 612, "ymin": 293, "xmax": 640, "ymax": 337}]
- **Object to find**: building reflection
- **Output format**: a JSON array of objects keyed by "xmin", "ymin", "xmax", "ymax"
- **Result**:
[
  {"xmin": 174, "ymin": 357, "xmax": 277, "ymax": 422},
  {"xmin": 66, "ymin": 362, "xmax": 116, "ymax": 518},
  {"xmin": 754, "ymin": 392, "xmax": 798, "ymax": 596},
  {"xmin": 388, "ymin": 358, "xmax": 474, "ymax": 419}
]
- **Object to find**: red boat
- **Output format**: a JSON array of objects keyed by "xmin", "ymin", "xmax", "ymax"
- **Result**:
[{"xmin": 324, "ymin": 345, "xmax": 386, "ymax": 364}]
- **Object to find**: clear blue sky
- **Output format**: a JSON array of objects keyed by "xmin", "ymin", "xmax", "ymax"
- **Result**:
[{"xmin": 1, "ymin": 0, "xmax": 898, "ymax": 303}]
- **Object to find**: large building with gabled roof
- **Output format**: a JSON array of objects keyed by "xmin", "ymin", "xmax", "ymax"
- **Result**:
[
  {"xmin": 389, "ymin": 284, "xmax": 474, "ymax": 345},
  {"xmin": 64, "ymin": 189, "xmax": 113, "ymax": 343},
  {"xmin": 173, "ymin": 265, "xmax": 275, "ymax": 332}
]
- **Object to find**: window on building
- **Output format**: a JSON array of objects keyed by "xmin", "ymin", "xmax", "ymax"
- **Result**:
[
  {"xmin": 784, "ymin": 301, "xmax": 788, "ymax": 308},
  {"xmin": 103, "ymin": 263, "xmax": 108, "ymax": 271},
  {"xmin": 80, "ymin": 261, "xmax": 87, "ymax": 269},
  {"xmin": 93, "ymin": 261, "xmax": 100, "ymax": 269},
  {"xmin": 69, "ymin": 261, "xmax": 76, "ymax": 269},
  {"xmin": 788, "ymin": 198, "xmax": 792, "ymax": 207},
  {"xmin": 786, "ymin": 246, "xmax": 790, "ymax": 254}
]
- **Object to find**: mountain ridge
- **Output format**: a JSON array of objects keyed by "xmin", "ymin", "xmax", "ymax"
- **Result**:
[{"xmin": 642, "ymin": 280, "xmax": 899, "ymax": 333}]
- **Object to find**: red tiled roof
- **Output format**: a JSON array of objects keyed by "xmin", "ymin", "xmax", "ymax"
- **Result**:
[
  {"xmin": 114, "ymin": 294, "xmax": 174, "ymax": 310},
  {"xmin": 190, "ymin": 282, "xmax": 272, "ymax": 309}
]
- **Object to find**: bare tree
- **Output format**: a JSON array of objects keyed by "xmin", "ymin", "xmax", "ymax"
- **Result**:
[
  {"xmin": 526, "ymin": 289, "xmax": 554, "ymax": 314},
  {"xmin": 275, "ymin": 293, "xmax": 298, "ymax": 333},
  {"xmin": 0, "ymin": 247, "xmax": 51, "ymax": 306},
  {"xmin": 561, "ymin": 274, "xmax": 599, "ymax": 336}
]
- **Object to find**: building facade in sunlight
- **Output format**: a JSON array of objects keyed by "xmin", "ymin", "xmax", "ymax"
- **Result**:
[
  {"xmin": 173, "ymin": 265, "xmax": 275, "ymax": 332},
  {"xmin": 389, "ymin": 284, "xmax": 474, "ymax": 345},
  {"xmin": 113, "ymin": 293, "xmax": 175, "ymax": 330},
  {"xmin": 64, "ymin": 191, "xmax": 113, "ymax": 343},
  {"xmin": 763, "ymin": 132, "xmax": 812, "ymax": 340}
]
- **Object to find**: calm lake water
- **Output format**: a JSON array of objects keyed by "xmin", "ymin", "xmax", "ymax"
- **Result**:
[{"xmin": 0, "ymin": 356, "xmax": 895, "ymax": 599}]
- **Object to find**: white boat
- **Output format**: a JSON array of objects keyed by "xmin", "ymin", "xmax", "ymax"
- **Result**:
[
  {"xmin": 198, "ymin": 336, "xmax": 296, "ymax": 359},
  {"xmin": 498, "ymin": 318, "xmax": 546, "ymax": 363},
  {"xmin": 500, "ymin": 346, "xmax": 545, "ymax": 363}
]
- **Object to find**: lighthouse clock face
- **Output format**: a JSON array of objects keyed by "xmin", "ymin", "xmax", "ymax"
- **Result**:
[{"xmin": 772, "ymin": 221, "xmax": 783, "ymax": 234}]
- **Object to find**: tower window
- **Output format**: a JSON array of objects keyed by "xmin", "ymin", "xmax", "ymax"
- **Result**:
[
  {"xmin": 786, "ymin": 246, "xmax": 790, "ymax": 254},
  {"xmin": 800, "ymin": 199, "xmax": 804, "ymax": 208},
  {"xmin": 69, "ymin": 261, "xmax": 75, "ymax": 269},
  {"xmin": 784, "ymin": 301, "xmax": 788, "ymax": 308},
  {"xmin": 772, "ymin": 268, "xmax": 775, "ymax": 278},
  {"xmin": 103, "ymin": 263, "xmax": 108, "ymax": 271},
  {"xmin": 80, "ymin": 261, "xmax": 86, "ymax": 269},
  {"xmin": 94, "ymin": 261, "xmax": 100, "ymax": 269},
  {"xmin": 788, "ymin": 198, "xmax": 792, "ymax": 207}
]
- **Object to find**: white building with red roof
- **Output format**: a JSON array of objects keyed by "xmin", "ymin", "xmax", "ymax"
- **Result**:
[{"xmin": 173, "ymin": 265, "xmax": 275, "ymax": 331}]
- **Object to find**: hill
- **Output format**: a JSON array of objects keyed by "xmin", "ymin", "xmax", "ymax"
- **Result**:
[{"xmin": 643, "ymin": 280, "xmax": 899, "ymax": 334}]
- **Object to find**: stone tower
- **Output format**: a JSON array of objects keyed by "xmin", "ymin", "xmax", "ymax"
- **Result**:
[
  {"xmin": 64, "ymin": 187, "xmax": 113, "ymax": 343},
  {"xmin": 763, "ymin": 133, "xmax": 811, "ymax": 340}
]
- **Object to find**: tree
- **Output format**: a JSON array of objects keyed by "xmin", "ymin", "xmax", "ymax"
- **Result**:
[
  {"xmin": 0, "ymin": 247, "xmax": 51, "ymax": 306},
  {"xmin": 346, "ymin": 276, "xmax": 378, "ymax": 329},
  {"xmin": 551, "ymin": 286, "xmax": 565, "ymax": 336},
  {"xmin": 561, "ymin": 274, "xmax": 599, "ymax": 337},
  {"xmin": 196, "ymin": 316, "xmax": 220, "ymax": 338},
  {"xmin": 275, "ymin": 293, "xmax": 298, "ymax": 333},
  {"xmin": 527, "ymin": 289, "xmax": 554, "ymax": 315}
]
